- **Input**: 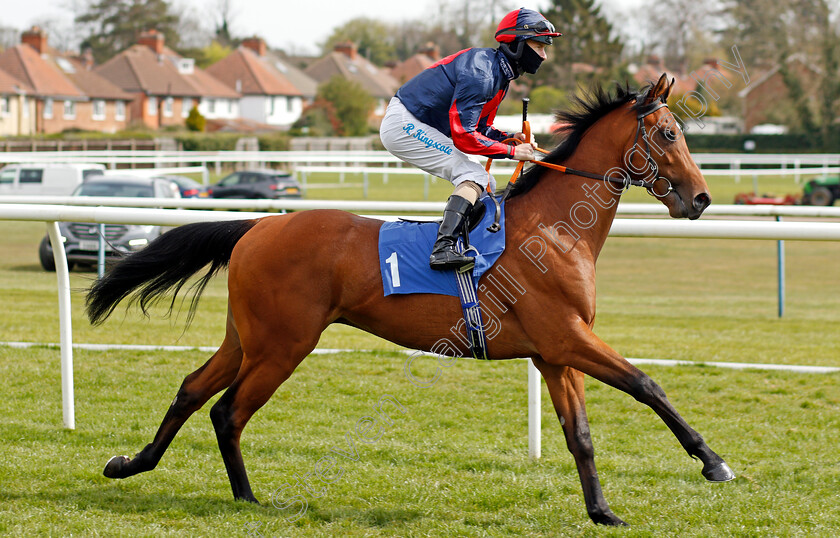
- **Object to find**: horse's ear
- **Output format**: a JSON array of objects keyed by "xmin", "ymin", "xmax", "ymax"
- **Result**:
[
  {"xmin": 646, "ymin": 73, "xmax": 670, "ymax": 104},
  {"xmin": 663, "ymin": 77, "xmax": 675, "ymax": 101}
]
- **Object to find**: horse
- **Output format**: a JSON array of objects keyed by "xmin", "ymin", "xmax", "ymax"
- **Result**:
[{"xmin": 86, "ymin": 74, "xmax": 733, "ymax": 526}]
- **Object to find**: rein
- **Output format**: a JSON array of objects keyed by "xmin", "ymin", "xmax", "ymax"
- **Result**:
[{"xmin": 487, "ymin": 99, "xmax": 675, "ymax": 202}]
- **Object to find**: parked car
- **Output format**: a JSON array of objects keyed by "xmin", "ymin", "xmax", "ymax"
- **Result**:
[
  {"xmin": 801, "ymin": 176, "xmax": 839, "ymax": 206},
  {"xmin": 38, "ymin": 176, "xmax": 181, "ymax": 271},
  {"xmin": 0, "ymin": 163, "xmax": 106, "ymax": 196},
  {"xmin": 205, "ymin": 169, "xmax": 301, "ymax": 199},
  {"xmin": 154, "ymin": 174, "xmax": 205, "ymax": 198},
  {"xmin": 733, "ymin": 192, "xmax": 799, "ymax": 205}
]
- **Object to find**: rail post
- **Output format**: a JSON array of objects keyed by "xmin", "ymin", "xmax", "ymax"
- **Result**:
[
  {"xmin": 46, "ymin": 221, "xmax": 75, "ymax": 430},
  {"xmin": 777, "ymin": 215, "xmax": 785, "ymax": 318},
  {"xmin": 528, "ymin": 359, "xmax": 541, "ymax": 459}
]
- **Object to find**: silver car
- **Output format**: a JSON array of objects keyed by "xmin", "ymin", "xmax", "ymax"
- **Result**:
[{"xmin": 38, "ymin": 176, "xmax": 180, "ymax": 271}]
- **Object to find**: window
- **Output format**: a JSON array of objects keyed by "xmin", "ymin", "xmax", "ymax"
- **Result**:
[
  {"xmin": 177, "ymin": 58, "xmax": 194, "ymax": 74},
  {"xmin": 182, "ymin": 97, "xmax": 192, "ymax": 117},
  {"xmin": 163, "ymin": 96, "xmax": 173, "ymax": 117},
  {"xmin": 19, "ymin": 169, "xmax": 43, "ymax": 184},
  {"xmin": 228, "ymin": 99, "xmax": 234, "ymax": 114},
  {"xmin": 268, "ymin": 97, "xmax": 275, "ymax": 116},
  {"xmin": 207, "ymin": 99, "xmax": 216, "ymax": 114},
  {"xmin": 0, "ymin": 169, "xmax": 14, "ymax": 184},
  {"xmin": 63, "ymin": 100, "xmax": 76, "ymax": 119},
  {"xmin": 92, "ymin": 99, "xmax": 105, "ymax": 120},
  {"xmin": 21, "ymin": 96, "xmax": 28, "ymax": 117},
  {"xmin": 147, "ymin": 96, "xmax": 158, "ymax": 115},
  {"xmin": 0, "ymin": 97, "xmax": 8, "ymax": 116},
  {"xmin": 288, "ymin": 97, "xmax": 295, "ymax": 113},
  {"xmin": 43, "ymin": 98, "xmax": 53, "ymax": 119},
  {"xmin": 115, "ymin": 101, "xmax": 125, "ymax": 121},
  {"xmin": 56, "ymin": 57, "xmax": 76, "ymax": 73},
  {"xmin": 218, "ymin": 173, "xmax": 240, "ymax": 186}
]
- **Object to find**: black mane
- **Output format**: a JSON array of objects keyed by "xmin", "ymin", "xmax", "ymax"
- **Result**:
[{"xmin": 506, "ymin": 82, "xmax": 650, "ymax": 199}]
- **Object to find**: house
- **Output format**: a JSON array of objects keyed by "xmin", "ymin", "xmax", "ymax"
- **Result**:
[
  {"xmin": 0, "ymin": 27, "xmax": 132, "ymax": 134},
  {"xmin": 304, "ymin": 41, "xmax": 399, "ymax": 119},
  {"xmin": 206, "ymin": 37, "xmax": 317, "ymax": 128},
  {"xmin": 738, "ymin": 55, "xmax": 820, "ymax": 133},
  {"xmin": 389, "ymin": 43, "xmax": 439, "ymax": 84},
  {"xmin": 0, "ymin": 67, "xmax": 35, "ymax": 135},
  {"xmin": 96, "ymin": 30, "xmax": 240, "ymax": 129}
]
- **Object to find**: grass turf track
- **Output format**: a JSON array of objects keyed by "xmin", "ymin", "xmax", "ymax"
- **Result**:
[{"xmin": 0, "ymin": 175, "xmax": 838, "ymax": 535}]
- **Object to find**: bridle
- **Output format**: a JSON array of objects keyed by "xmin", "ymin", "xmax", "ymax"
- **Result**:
[
  {"xmin": 484, "ymin": 94, "xmax": 676, "ymax": 232},
  {"xmin": 526, "ymin": 98, "xmax": 674, "ymax": 198}
]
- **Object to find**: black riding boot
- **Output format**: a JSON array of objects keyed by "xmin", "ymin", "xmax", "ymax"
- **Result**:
[{"xmin": 429, "ymin": 195, "xmax": 475, "ymax": 271}]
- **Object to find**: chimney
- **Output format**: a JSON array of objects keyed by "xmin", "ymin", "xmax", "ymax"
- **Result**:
[
  {"xmin": 22, "ymin": 26, "xmax": 48, "ymax": 54},
  {"xmin": 334, "ymin": 41, "xmax": 357, "ymax": 59},
  {"xmin": 138, "ymin": 29, "xmax": 165, "ymax": 54},
  {"xmin": 419, "ymin": 42, "xmax": 440, "ymax": 61},
  {"xmin": 646, "ymin": 54, "xmax": 663, "ymax": 67},
  {"xmin": 703, "ymin": 58, "xmax": 720, "ymax": 69},
  {"xmin": 80, "ymin": 47, "xmax": 94, "ymax": 70},
  {"xmin": 242, "ymin": 37, "xmax": 266, "ymax": 57}
]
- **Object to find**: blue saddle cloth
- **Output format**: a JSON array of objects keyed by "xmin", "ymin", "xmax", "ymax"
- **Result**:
[{"xmin": 378, "ymin": 196, "xmax": 506, "ymax": 297}]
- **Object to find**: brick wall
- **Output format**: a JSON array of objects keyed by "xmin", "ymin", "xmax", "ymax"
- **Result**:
[{"xmin": 37, "ymin": 98, "xmax": 129, "ymax": 134}]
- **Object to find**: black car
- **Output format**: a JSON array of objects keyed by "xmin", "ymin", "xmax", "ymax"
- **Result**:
[
  {"xmin": 38, "ymin": 176, "xmax": 181, "ymax": 271},
  {"xmin": 206, "ymin": 169, "xmax": 301, "ymax": 199}
]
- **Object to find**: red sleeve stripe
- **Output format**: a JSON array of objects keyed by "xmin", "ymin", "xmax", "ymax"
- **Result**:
[{"xmin": 448, "ymin": 100, "xmax": 513, "ymax": 157}]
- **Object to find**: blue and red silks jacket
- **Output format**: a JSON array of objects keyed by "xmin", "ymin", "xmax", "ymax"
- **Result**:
[{"xmin": 395, "ymin": 47, "xmax": 517, "ymax": 159}]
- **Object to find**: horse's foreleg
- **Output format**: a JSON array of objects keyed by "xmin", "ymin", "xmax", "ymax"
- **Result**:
[
  {"xmin": 544, "ymin": 321, "xmax": 734, "ymax": 483},
  {"xmin": 532, "ymin": 358, "xmax": 628, "ymax": 526},
  {"xmin": 104, "ymin": 310, "xmax": 243, "ymax": 480}
]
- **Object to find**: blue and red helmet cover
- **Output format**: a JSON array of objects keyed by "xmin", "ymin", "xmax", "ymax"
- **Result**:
[{"xmin": 495, "ymin": 8, "xmax": 561, "ymax": 44}]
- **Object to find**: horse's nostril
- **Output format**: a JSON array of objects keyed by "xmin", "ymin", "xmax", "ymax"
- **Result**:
[{"xmin": 693, "ymin": 193, "xmax": 711, "ymax": 212}]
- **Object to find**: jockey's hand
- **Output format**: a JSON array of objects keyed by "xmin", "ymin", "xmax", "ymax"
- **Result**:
[
  {"xmin": 514, "ymin": 132, "xmax": 538, "ymax": 147},
  {"xmin": 513, "ymin": 143, "xmax": 535, "ymax": 161}
]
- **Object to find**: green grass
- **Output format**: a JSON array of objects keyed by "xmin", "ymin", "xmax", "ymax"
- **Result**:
[
  {"xmin": 0, "ymin": 348, "xmax": 837, "ymax": 536},
  {"xmin": 1, "ymin": 179, "xmax": 839, "ymax": 535}
]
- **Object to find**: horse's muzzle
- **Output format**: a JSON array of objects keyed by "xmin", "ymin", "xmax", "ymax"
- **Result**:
[{"xmin": 689, "ymin": 192, "xmax": 711, "ymax": 220}]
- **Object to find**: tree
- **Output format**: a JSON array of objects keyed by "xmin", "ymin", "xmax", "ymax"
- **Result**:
[
  {"xmin": 527, "ymin": 86, "xmax": 570, "ymax": 114},
  {"xmin": 321, "ymin": 18, "xmax": 396, "ymax": 66},
  {"xmin": 76, "ymin": 0, "xmax": 181, "ymax": 63},
  {"xmin": 636, "ymin": 0, "xmax": 721, "ymax": 74},
  {"xmin": 291, "ymin": 98, "xmax": 342, "ymax": 136},
  {"xmin": 718, "ymin": 0, "xmax": 827, "ymax": 69},
  {"xmin": 316, "ymin": 76, "xmax": 374, "ymax": 136},
  {"xmin": 538, "ymin": 0, "xmax": 625, "ymax": 91},
  {"xmin": 185, "ymin": 105, "xmax": 205, "ymax": 132},
  {"xmin": 212, "ymin": 0, "xmax": 239, "ymax": 47}
]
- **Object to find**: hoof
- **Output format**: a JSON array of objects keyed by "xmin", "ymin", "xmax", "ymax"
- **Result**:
[
  {"xmin": 590, "ymin": 511, "xmax": 629, "ymax": 526},
  {"xmin": 103, "ymin": 455, "xmax": 130, "ymax": 479},
  {"xmin": 702, "ymin": 461, "xmax": 735, "ymax": 482}
]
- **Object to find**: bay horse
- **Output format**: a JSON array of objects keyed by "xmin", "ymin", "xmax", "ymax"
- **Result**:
[{"xmin": 87, "ymin": 74, "xmax": 733, "ymax": 526}]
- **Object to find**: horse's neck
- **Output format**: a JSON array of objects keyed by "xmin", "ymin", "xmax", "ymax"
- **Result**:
[{"xmin": 508, "ymin": 136, "xmax": 625, "ymax": 261}]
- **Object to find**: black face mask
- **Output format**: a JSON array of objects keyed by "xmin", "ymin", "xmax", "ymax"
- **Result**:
[{"xmin": 518, "ymin": 43, "xmax": 544, "ymax": 74}]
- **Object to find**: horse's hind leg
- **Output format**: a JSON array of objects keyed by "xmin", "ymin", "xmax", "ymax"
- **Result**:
[
  {"xmin": 532, "ymin": 358, "xmax": 628, "ymax": 526},
  {"xmin": 103, "ymin": 307, "xmax": 243, "ymax": 479},
  {"xmin": 209, "ymin": 339, "xmax": 315, "ymax": 503}
]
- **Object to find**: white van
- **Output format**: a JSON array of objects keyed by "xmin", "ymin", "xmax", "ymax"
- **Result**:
[{"xmin": 0, "ymin": 163, "xmax": 107, "ymax": 196}]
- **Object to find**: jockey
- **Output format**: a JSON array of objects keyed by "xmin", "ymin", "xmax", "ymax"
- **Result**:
[{"xmin": 380, "ymin": 8, "xmax": 561, "ymax": 271}]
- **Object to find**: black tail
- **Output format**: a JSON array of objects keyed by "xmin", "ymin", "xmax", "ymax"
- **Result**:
[{"xmin": 86, "ymin": 219, "xmax": 259, "ymax": 326}]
